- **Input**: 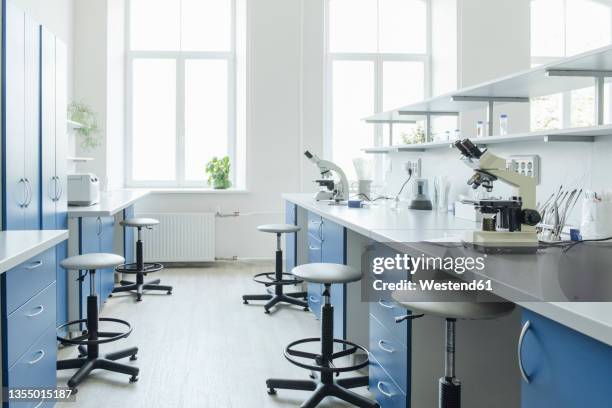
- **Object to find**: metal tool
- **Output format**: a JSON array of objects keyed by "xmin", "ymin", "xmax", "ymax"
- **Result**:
[
  {"xmin": 304, "ymin": 151, "xmax": 349, "ymax": 203},
  {"xmin": 454, "ymin": 139, "xmax": 541, "ymax": 251}
]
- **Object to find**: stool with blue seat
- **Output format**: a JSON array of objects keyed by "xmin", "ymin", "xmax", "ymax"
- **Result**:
[
  {"xmin": 392, "ymin": 287, "xmax": 515, "ymax": 408},
  {"xmin": 242, "ymin": 224, "xmax": 308, "ymax": 313},
  {"xmin": 56, "ymin": 253, "xmax": 140, "ymax": 390},
  {"xmin": 113, "ymin": 218, "xmax": 173, "ymax": 301},
  {"xmin": 266, "ymin": 263, "xmax": 379, "ymax": 408}
]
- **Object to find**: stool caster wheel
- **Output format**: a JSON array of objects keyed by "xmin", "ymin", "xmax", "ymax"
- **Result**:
[
  {"xmin": 70, "ymin": 388, "xmax": 78, "ymax": 395},
  {"xmin": 167, "ymin": 291, "xmax": 172, "ymax": 295},
  {"xmin": 136, "ymin": 295, "xmax": 142, "ymax": 302},
  {"xmin": 108, "ymin": 294, "xmax": 113, "ymax": 298},
  {"xmin": 130, "ymin": 375, "xmax": 139, "ymax": 383},
  {"xmin": 243, "ymin": 300, "xmax": 248, "ymax": 305},
  {"xmin": 303, "ymin": 307, "xmax": 309, "ymax": 312},
  {"xmin": 264, "ymin": 309, "xmax": 270, "ymax": 314},
  {"xmin": 267, "ymin": 388, "xmax": 276, "ymax": 395},
  {"xmin": 309, "ymin": 371, "xmax": 316, "ymax": 379},
  {"xmin": 130, "ymin": 354, "xmax": 138, "ymax": 361}
]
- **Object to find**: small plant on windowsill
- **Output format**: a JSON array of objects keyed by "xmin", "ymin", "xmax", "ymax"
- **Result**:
[
  {"xmin": 68, "ymin": 101, "xmax": 102, "ymax": 150},
  {"xmin": 205, "ymin": 156, "xmax": 232, "ymax": 189}
]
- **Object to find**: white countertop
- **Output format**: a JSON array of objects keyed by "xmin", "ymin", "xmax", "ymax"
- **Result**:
[
  {"xmin": 0, "ymin": 230, "xmax": 69, "ymax": 273},
  {"xmin": 284, "ymin": 193, "xmax": 612, "ymax": 347},
  {"xmin": 67, "ymin": 189, "xmax": 150, "ymax": 218}
]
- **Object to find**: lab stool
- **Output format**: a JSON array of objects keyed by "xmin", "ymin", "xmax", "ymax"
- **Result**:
[
  {"xmin": 56, "ymin": 254, "xmax": 139, "ymax": 390},
  {"xmin": 391, "ymin": 287, "xmax": 515, "ymax": 408},
  {"xmin": 266, "ymin": 263, "xmax": 380, "ymax": 408},
  {"xmin": 242, "ymin": 224, "xmax": 308, "ymax": 313},
  {"xmin": 112, "ymin": 218, "xmax": 173, "ymax": 301}
]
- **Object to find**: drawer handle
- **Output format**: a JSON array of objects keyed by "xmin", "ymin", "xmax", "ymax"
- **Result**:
[
  {"xmin": 28, "ymin": 350, "xmax": 45, "ymax": 365},
  {"xmin": 378, "ymin": 299, "xmax": 394, "ymax": 309},
  {"xmin": 518, "ymin": 320, "xmax": 531, "ymax": 384},
  {"xmin": 33, "ymin": 400, "xmax": 44, "ymax": 408},
  {"xmin": 378, "ymin": 340, "xmax": 395, "ymax": 354},
  {"xmin": 309, "ymin": 296, "xmax": 320, "ymax": 303},
  {"xmin": 377, "ymin": 381, "xmax": 394, "ymax": 398},
  {"xmin": 26, "ymin": 305, "xmax": 45, "ymax": 317},
  {"xmin": 309, "ymin": 245, "xmax": 321, "ymax": 251},
  {"xmin": 26, "ymin": 261, "xmax": 44, "ymax": 270}
]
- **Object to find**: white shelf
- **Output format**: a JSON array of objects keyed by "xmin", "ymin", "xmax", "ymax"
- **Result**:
[
  {"xmin": 67, "ymin": 120, "xmax": 85, "ymax": 129},
  {"xmin": 364, "ymin": 44, "xmax": 612, "ymax": 122},
  {"xmin": 67, "ymin": 156, "xmax": 94, "ymax": 162},
  {"xmin": 363, "ymin": 124, "xmax": 612, "ymax": 153}
]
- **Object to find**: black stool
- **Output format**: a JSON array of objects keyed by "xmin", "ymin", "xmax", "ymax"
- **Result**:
[
  {"xmin": 57, "ymin": 253, "xmax": 139, "ymax": 390},
  {"xmin": 267, "ymin": 263, "xmax": 379, "ymax": 408},
  {"xmin": 391, "ymin": 286, "xmax": 515, "ymax": 408},
  {"xmin": 242, "ymin": 224, "xmax": 308, "ymax": 313},
  {"xmin": 113, "ymin": 218, "xmax": 172, "ymax": 301}
]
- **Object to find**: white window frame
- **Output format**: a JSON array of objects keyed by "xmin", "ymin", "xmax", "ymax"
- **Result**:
[
  {"xmin": 323, "ymin": 0, "xmax": 432, "ymax": 181},
  {"xmin": 125, "ymin": 0, "xmax": 238, "ymax": 188},
  {"xmin": 531, "ymin": 0, "xmax": 612, "ymax": 129}
]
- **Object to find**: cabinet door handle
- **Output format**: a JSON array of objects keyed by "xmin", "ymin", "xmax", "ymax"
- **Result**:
[
  {"xmin": 33, "ymin": 399, "xmax": 44, "ymax": 408},
  {"xmin": 97, "ymin": 217, "xmax": 102, "ymax": 236},
  {"xmin": 377, "ymin": 381, "xmax": 394, "ymax": 398},
  {"xmin": 518, "ymin": 320, "xmax": 531, "ymax": 384},
  {"xmin": 308, "ymin": 296, "xmax": 320, "ymax": 303},
  {"xmin": 378, "ymin": 299, "xmax": 394, "ymax": 309},
  {"xmin": 308, "ymin": 245, "xmax": 321, "ymax": 251},
  {"xmin": 26, "ymin": 305, "xmax": 44, "ymax": 317},
  {"xmin": 18, "ymin": 178, "xmax": 27, "ymax": 207},
  {"xmin": 48, "ymin": 177, "xmax": 56, "ymax": 201},
  {"xmin": 28, "ymin": 350, "xmax": 45, "ymax": 365},
  {"xmin": 26, "ymin": 260, "xmax": 43, "ymax": 270},
  {"xmin": 378, "ymin": 339, "xmax": 395, "ymax": 353},
  {"xmin": 56, "ymin": 176, "xmax": 63, "ymax": 200},
  {"xmin": 24, "ymin": 178, "xmax": 32, "ymax": 207}
]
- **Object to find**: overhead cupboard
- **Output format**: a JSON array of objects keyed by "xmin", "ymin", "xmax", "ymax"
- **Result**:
[{"xmin": 1, "ymin": 0, "xmax": 68, "ymax": 405}]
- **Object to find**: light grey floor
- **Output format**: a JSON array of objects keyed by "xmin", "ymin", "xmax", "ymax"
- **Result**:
[{"xmin": 57, "ymin": 261, "xmax": 373, "ymax": 408}]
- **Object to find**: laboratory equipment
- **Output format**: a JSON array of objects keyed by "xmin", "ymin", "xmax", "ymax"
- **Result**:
[
  {"xmin": 434, "ymin": 176, "xmax": 450, "ymax": 212},
  {"xmin": 408, "ymin": 178, "xmax": 433, "ymax": 210},
  {"xmin": 67, "ymin": 173, "xmax": 100, "ymax": 206},
  {"xmin": 454, "ymin": 138, "xmax": 541, "ymax": 250},
  {"xmin": 305, "ymin": 150, "xmax": 349, "ymax": 203},
  {"xmin": 499, "ymin": 114, "xmax": 508, "ymax": 135},
  {"xmin": 476, "ymin": 121, "xmax": 485, "ymax": 138}
]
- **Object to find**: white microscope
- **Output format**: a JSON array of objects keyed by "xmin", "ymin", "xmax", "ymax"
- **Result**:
[
  {"xmin": 304, "ymin": 151, "xmax": 349, "ymax": 203},
  {"xmin": 454, "ymin": 139, "xmax": 541, "ymax": 251}
]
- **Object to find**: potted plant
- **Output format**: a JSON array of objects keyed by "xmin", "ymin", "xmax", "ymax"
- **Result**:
[
  {"xmin": 68, "ymin": 101, "xmax": 101, "ymax": 150},
  {"xmin": 206, "ymin": 156, "xmax": 232, "ymax": 189}
]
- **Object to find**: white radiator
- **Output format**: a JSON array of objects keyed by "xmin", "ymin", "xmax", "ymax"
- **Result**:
[{"xmin": 136, "ymin": 212, "xmax": 215, "ymax": 262}]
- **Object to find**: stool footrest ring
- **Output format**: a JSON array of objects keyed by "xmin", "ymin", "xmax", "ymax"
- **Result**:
[
  {"xmin": 253, "ymin": 272, "xmax": 303, "ymax": 287},
  {"xmin": 116, "ymin": 262, "xmax": 164, "ymax": 274},
  {"xmin": 284, "ymin": 337, "xmax": 369, "ymax": 373},
  {"xmin": 56, "ymin": 317, "xmax": 133, "ymax": 346}
]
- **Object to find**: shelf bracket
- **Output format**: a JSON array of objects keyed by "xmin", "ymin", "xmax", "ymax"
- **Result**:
[
  {"xmin": 398, "ymin": 111, "xmax": 459, "ymax": 142},
  {"xmin": 450, "ymin": 96, "xmax": 530, "ymax": 136},
  {"xmin": 546, "ymin": 69, "xmax": 612, "ymax": 126}
]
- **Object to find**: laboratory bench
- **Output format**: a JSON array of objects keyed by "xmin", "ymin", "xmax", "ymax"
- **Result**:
[
  {"xmin": 66, "ymin": 189, "xmax": 150, "ymax": 327},
  {"xmin": 283, "ymin": 193, "xmax": 612, "ymax": 408}
]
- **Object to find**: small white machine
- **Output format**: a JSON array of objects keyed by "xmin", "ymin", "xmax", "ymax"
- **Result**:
[
  {"xmin": 454, "ymin": 139, "xmax": 541, "ymax": 251},
  {"xmin": 67, "ymin": 173, "xmax": 100, "ymax": 206},
  {"xmin": 304, "ymin": 150, "xmax": 349, "ymax": 203}
]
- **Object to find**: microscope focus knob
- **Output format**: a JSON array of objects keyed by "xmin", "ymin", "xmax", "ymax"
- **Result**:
[{"xmin": 521, "ymin": 209, "xmax": 541, "ymax": 226}]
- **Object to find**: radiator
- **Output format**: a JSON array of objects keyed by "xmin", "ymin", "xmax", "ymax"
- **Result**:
[{"xmin": 135, "ymin": 212, "xmax": 215, "ymax": 262}]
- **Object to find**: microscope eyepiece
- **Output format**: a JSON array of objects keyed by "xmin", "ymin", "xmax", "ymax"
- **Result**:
[
  {"xmin": 460, "ymin": 139, "xmax": 484, "ymax": 158},
  {"xmin": 454, "ymin": 140, "xmax": 471, "ymax": 156}
]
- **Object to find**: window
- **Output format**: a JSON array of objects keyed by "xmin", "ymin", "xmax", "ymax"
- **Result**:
[
  {"xmin": 325, "ymin": 0, "xmax": 430, "ymax": 181},
  {"xmin": 530, "ymin": 0, "xmax": 612, "ymax": 130},
  {"xmin": 126, "ymin": 0, "xmax": 245, "ymax": 187}
]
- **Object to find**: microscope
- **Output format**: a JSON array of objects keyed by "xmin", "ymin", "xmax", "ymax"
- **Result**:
[
  {"xmin": 454, "ymin": 139, "xmax": 541, "ymax": 251},
  {"xmin": 304, "ymin": 151, "xmax": 349, "ymax": 203}
]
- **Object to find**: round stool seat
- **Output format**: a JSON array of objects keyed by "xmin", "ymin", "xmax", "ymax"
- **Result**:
[
  {"xmin": 257, "ymin": 224, "xmax": 300, "ymax": 234},
  {"xmin": 60, "ymin": 253, "xmax": 125, "ymax": 271},
  {"xmin": 121, "ymin": 218, "xmax": 159, "ymax": 228},
  {"xmin": 391, "ymin": 285, "xmax": 514, "ymax": 320},
  {"xmin": 292, "ymin": 263, "xmax": 361, "ymax": 284}
]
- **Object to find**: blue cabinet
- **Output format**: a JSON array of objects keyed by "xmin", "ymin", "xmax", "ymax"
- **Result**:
[
  {"xmin": 40, "ymin": 26, "xmax": 68, "ymax": 333},
  {"xmin": 520, "ymin": 309, "xmax": 612, "ymax": 408},
  {"xmin": 285, "ymin": 202, "xmax": 297, "ymax": 272},
  {"xmin": 123, "ymin": 206, "xmax": 136, "ymax": 265},
  {"xmin": 2, "ymin": 0, "xmax": 41, "ymax": 231},
  {"xmin": 305, "ymin": 211, "xmax": 346, "ymax": 339},
  {"xmin": 79, "ymin": 216, "xmax": 116, "ymax": 314}
]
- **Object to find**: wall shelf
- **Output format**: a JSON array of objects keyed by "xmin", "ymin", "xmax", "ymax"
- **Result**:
[
  {"xmin": 67, "ymin": 156, "xmax": 94, "ymax": 162},
  {"xmin": 362, "ymin": 124, "xmax": 612, "ymax": 154}
]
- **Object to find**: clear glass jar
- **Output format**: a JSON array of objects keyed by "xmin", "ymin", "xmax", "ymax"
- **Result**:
[
  {"xmin": 476, "ymin": 121, "xmax": 484, "ymax": 138},
  {"xmin": 499, "ymin": 114, "xmax": 508, "ymax": 135}
]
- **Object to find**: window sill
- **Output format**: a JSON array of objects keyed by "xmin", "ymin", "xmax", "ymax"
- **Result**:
[{"xmin": 143, "ymin": 188, "xmax": 250, "ymax": 195}]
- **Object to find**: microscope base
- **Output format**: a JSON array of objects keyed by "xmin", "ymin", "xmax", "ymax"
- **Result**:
[{"xmin": 463, "ymin": 230, "xmax": 539, "ymax": 254}]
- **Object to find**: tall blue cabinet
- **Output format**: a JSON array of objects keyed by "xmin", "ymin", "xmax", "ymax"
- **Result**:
[{"xmin": 1, "ymin": 0, "xmax": 67, "ymax": 406}]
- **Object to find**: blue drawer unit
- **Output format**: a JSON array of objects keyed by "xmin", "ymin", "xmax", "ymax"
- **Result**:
[
  {"xmin": 370, "ymin": 297, "xmax": 409, "ymax": 348},
  {"xmin": 285, "ymin": 202, "xmax": 297, "ymax": 273},
  {"xmin": 369, "ymin": 314, "xmax": 409, "ymax": 395},
  {"xmin": 5, "ymin": 325, "xmax": 57, "ymax": 408},
  {"xmin": 369, "ymin": 356, "xmax": 408, "ymax": 408},
  {"xmin": 6, "ymin": 283, "xmax": 56, "ymax": 368},
  {"xmin": 3, "ymin": 248, "xmax": 55, "ymax": 314},
  {"xmin": 520, "ymin": 309, "xmax": 612, "ymax": 408},
  {"xmin": 307, "ymin": 233, "xmax": 323, "ymax": 319}
]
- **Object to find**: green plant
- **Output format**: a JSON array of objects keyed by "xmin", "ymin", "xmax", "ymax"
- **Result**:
[
  {"xmin": 68, "ymin": 101, "xmax": 101, "ymax": 150},
  {"xmin": 401, "ymin": 126, "xmax": 426, "ymax": 145},
  {"xmin": 205, "ymin": 156, "xmax": 232, "ymax": 189}
]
